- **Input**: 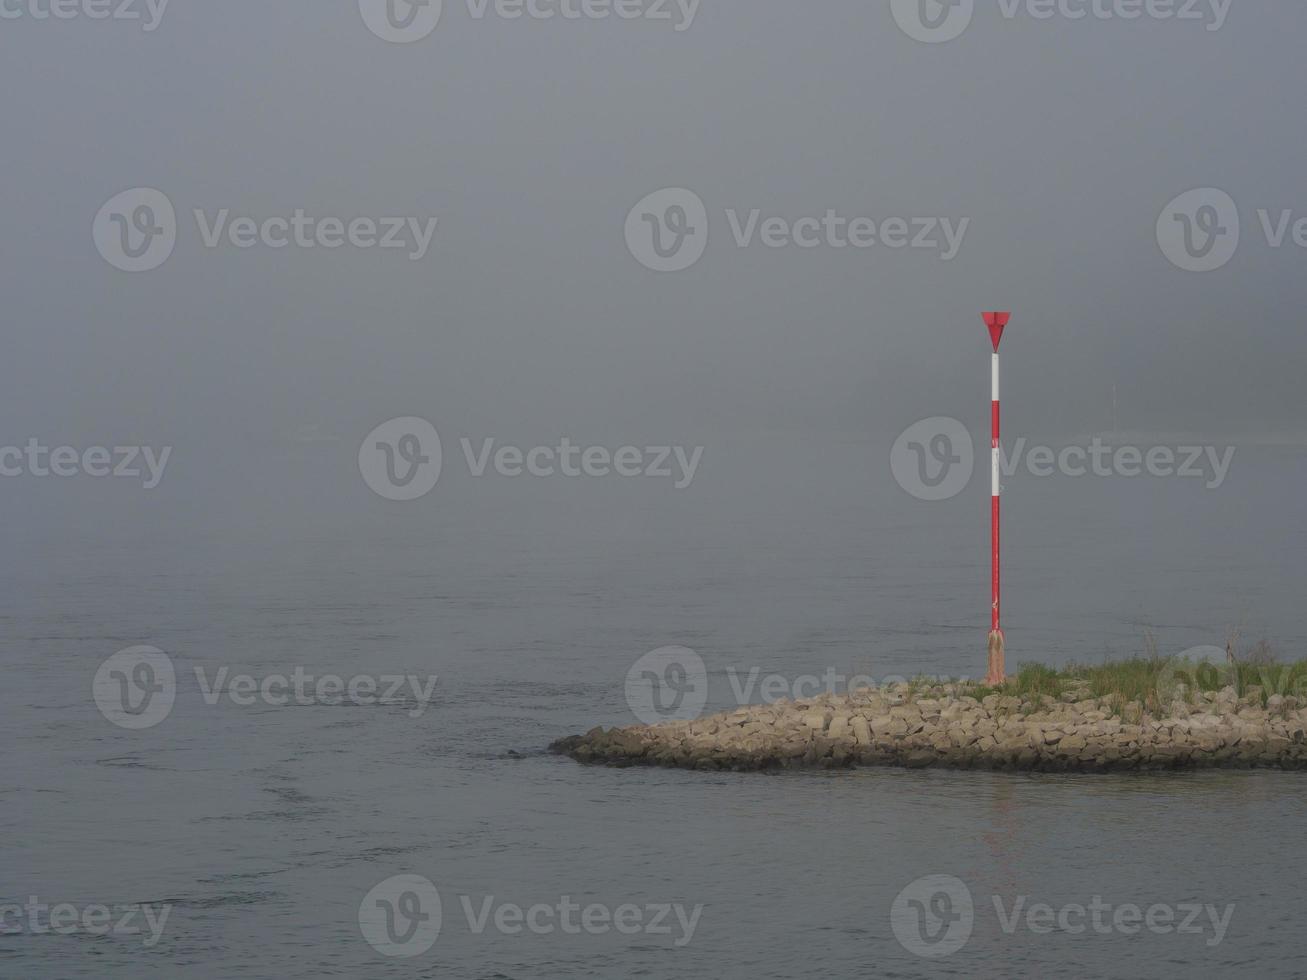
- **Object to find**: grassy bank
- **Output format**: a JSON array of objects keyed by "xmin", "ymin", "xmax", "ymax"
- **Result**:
[{"xmin": 955, "ymin": 656, "xmax": 1307, "ymax": 715}]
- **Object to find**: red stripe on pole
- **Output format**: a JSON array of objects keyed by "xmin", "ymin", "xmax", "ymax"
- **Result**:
[{"xmin": 991, "ymin": 496, "xmax": 1001, "ymax": 632}]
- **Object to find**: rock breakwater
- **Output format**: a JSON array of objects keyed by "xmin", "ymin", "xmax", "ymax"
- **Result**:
[{"xmin": 551, "ymin": 683, "xmax": 1307, "ymax": 772}]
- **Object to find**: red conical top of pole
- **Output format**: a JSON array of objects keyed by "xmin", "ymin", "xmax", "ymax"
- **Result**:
[{"xmin": 983, "ymin": 312, "xmax": 1010, "ymax": 352}]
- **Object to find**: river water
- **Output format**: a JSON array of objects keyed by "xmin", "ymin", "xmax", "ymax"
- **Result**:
[{"xmin": 3, "ymin": 436, "xmax": 1305, "ymax": 978}]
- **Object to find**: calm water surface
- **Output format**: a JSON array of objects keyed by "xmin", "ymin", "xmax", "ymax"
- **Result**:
[{"xmin": 3, "ymin": 438, "xmax": 1305, "ymax": 978}]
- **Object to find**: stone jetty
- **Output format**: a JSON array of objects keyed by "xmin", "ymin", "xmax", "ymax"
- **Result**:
[{"xmin": 551, "ymin": 683, "xmax": 1307, "ymax": 773}]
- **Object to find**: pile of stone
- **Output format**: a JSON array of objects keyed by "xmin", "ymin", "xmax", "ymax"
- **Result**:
[{"xmin": 551, "ymin": 683, "xmax": 1307, "ymax": 772}]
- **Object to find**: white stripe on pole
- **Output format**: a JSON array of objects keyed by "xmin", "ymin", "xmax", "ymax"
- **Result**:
[{"xmin": 991, "ymin": 352, "xmax": 1000, "ymax": 497}]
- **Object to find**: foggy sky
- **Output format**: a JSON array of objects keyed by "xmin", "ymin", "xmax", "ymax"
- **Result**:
[{"xmin": 3, "ymin": 0, "xmax": 1304, "ymax": 465}]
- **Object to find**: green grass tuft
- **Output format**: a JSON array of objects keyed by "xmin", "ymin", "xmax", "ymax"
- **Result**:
[{"xmin": 938, "ymin": 656, "xmax": 1307, "ymax": 713}]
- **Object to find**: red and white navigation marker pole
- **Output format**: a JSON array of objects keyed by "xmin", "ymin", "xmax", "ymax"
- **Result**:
[{"xmin": 984, "ymin": 312, "xmax": 1011, "ymax": 686}]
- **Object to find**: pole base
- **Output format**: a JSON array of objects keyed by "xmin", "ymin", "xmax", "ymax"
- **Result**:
[{"xmin": 986, "ymin": 630, "xmax": 1006, "ymax": 686}]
